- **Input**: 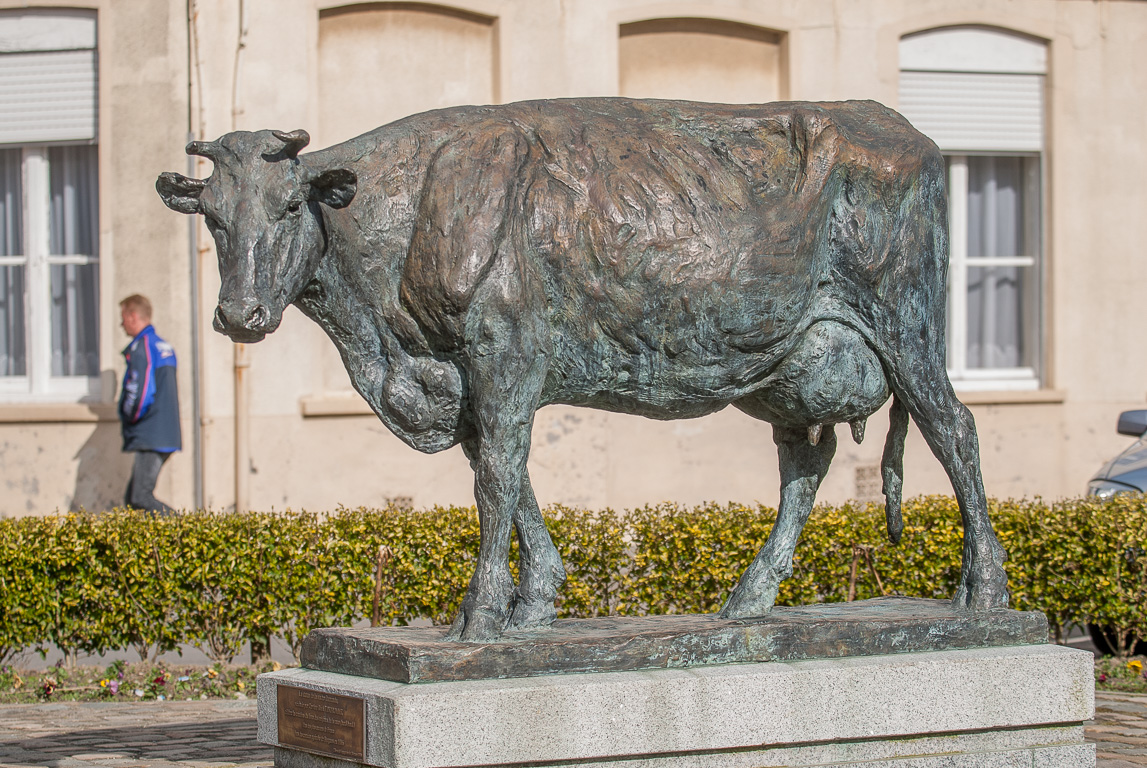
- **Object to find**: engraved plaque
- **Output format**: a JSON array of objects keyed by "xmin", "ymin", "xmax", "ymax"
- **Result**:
[{"xmin": 277, "ymin": 684, "xmax": 365, "ymax": 761}]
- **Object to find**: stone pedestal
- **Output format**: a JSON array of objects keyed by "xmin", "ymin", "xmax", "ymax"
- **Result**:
[{"xmin": 256, "ymin": 600, "xmax": 1095, "ymax": 768}]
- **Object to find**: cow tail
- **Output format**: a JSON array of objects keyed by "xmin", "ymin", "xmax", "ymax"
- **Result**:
[{"xmin": 880, "ymin": 395, "xmax": 910, "ymax": 544}]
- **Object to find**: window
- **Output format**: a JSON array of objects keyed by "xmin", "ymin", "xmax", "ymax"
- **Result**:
[
  {"xmin": 947, "ymin": 154, "xmax": 1041, "ymax": 379},
  {"xmin": 0, "ymin": 9, "xmax": 99, "ymax": 400},
  {"xmin": 898, "ymin": 27, "xmax": 1047, "ymax": 391}
]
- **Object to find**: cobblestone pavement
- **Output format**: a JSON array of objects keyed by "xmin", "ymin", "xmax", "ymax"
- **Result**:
[
  {"xmin": 1093, "ymin": 692, "xmax": 1147, "ymax": 767},
  {"xmin": 0, "ymin": 691, "xmax": 1144, "ymax": 767},
  {"xmin": 0, "ymin": 700, "xmax": 269, "ymax": 767}
]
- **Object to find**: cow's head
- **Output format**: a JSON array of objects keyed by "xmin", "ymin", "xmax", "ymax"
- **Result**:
[{"xmin": 156, "ymin": 129, "xmax": 357, "ymax": 342}]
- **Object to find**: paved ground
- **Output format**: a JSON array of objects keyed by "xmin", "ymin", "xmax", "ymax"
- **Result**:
[
  {"xmin": 0, "ymin": 700, "xmax": 268, "ymax": 768},
  {"xmin": 1093, "ymin": 692, "xmax": 1147, "ymax": 767},
  {"xmin": 0, "ymin": 691, "xmax": 1144, "ymax": 767}
]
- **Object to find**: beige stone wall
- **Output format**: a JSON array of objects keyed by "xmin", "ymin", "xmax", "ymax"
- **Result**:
[
  {"xmin": 2, "ymin": 0, "xmax": 1145, "ymax": 516},
  {"xmin": 619, "ymin": 18, "xmax": 782, "ymax": 103},
  {"xmin": 317, "ymin": 5, "xmax": 496, "ymax": 147}
]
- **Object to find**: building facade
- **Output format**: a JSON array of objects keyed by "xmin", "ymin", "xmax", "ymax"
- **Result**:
[{"xmin": 1, "ymin": 0, "xmax": 1144, "ymax": 515}]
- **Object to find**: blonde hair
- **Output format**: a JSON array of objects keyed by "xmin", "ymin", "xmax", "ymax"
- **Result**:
[{"xmin": 119, "ymin": 294, "xmax": 152, "ymax": 321}]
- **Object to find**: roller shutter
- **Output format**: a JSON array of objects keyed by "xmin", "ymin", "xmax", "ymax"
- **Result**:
[
  {"xmin": 0, "ymin": 49, "xmax": 97, "ymax": 144},
  {"xmin": 898, "ymin": 70, "xmax": 1043, "ymax": 153}
]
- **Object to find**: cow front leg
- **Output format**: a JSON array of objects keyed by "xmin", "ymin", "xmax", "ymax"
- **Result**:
[
  {"xmin": 721, "ymin": 424, "xmax": 837, "ymax": 619},
  {"xmin": 508, "ymin": 473, "xmax": 567, "ymax": 629},
  {"xmin": 462, "ymin": 440, "xmax": 567, "ymax": 631},
  {"xmin": 445, "ymin": 324, "xmax": 548, "ymax": 642},
  {"xmin": 445, "ymin": 427, "xmax": 528, "ymax": 642}
]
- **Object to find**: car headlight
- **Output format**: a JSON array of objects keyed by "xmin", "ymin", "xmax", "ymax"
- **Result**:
[{"xmin": 1088, "ymin": 479, "xmax": 1141, "ymax": 499}]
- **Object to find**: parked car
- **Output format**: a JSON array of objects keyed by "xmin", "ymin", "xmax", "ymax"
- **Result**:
[
  {"xmin": 1086, "ymin": 409, "xmax": 1147, "ymax": 655},
  {"xmin": 1087, "ymin": 410, "xmax": 1147, "ymax": 498}
]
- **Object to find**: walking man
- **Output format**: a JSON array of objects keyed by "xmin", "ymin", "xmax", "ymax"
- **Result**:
[{"xmin": 119, "ymin": 294, "xmax": 181, "ymax": 514}]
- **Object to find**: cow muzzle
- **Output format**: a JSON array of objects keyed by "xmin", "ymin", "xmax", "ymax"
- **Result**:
[{"xmin": 213, "ymin": 300, "xmax": 278, "ymax": 343}]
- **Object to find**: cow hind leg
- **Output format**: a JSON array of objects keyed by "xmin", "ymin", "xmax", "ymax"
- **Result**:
[
  {"xmin": 721, "ymin": 425, "xmax": 837, "ymax": 619},
  {"xmin": 891, "ymin": 365, "xmax": 1008, "ymax": 611},
  {"xmin": 875, "ymin": 151, "xmax": 1006, "ymax": 611}
]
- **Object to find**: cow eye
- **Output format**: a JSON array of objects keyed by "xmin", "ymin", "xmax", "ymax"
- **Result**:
[{"xmin": 286, "ymin": 200, "xmax": 303, "ymax": 214}]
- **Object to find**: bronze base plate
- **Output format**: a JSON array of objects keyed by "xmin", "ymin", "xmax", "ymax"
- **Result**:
[
  {"xmin": 300, "ymin": 596, "xmax": 1048, "ymax": 684},
  {"xmin": 276, "ymin": 685, "xmax": 365, "ymax": 762}
]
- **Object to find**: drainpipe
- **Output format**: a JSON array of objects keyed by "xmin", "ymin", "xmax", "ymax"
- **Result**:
[
  {"xmin": 231, "ymin": 0, "xmax": 250, "ymax": 515},
  {"xmin": 234, "ymin": 343, "xmax": 250, "ymax": 514},
  {"xmin": 187, "ymin": 140, "xmax": 203, "ymax": 510},
  {"xmin": 185, "ymin": 0, "xmax": 203, "ymax": 510}
]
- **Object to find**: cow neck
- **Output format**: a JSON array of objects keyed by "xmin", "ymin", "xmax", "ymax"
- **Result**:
[
  {"xmin": 296, "ymin": 229, "xmax": 468, "ymax": 454},
  {"xmin": 305, "ymin": 127, "xmax": 442, "ymax": 357}
]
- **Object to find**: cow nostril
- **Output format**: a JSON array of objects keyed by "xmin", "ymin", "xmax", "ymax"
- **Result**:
[
  {"xmin": 213, "ymin": 306, "xmax": 227, "ymax": 329},
  {"xmin": 248, "ymin": 304, "xmax": 270, "ymax": 328}
]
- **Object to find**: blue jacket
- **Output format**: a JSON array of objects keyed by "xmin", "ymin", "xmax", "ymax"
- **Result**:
[{"xmin": 119, "ymin": 325, "xmax": 182, "ymax": 453}]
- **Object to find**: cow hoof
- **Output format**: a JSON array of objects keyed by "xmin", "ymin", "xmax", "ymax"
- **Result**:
[
  {"xmin": 443, "ymin": 605, "xmax": 508, "ymax": 643},
  {"xmin": 720, "ymin": 561, "xmax": 786, "ymax": 620},
  {"xmin": 952, "ymin": 588, "xmax": 1008, "ymax": 612},
  {"xmin": 952, "ymin": 565, "xmax": 1010, "ymax": 612},
  {"xmin": 719, "ymin": 583, "xmax": 779, "ymax": 620},
  {"xmin": 509, "ymin": 558, "xmax": 565, "ymax": 631},
  {"xmin": 507, "ymin": 597, "xmax": 557, "ymax": 631}
]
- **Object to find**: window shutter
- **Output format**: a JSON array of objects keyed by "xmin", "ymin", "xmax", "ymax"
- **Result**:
[
  {"xmin": 0, "ymin": 50, "xmax": 98, "ymax": 144},
  {"xmin": 898, "ymin": 71, "xmax": 1043, "ymax": 153}
]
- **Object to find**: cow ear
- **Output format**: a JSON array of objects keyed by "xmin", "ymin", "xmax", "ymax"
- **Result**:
[
  {"xmin": 156, "ymin": 172, "xmax": 205, "ymax": 214},
  {"xmin": 306, "ymin": 168, "xmax": 357, "ymax": 209}
]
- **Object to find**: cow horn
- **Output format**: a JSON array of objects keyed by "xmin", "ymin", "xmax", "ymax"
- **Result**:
[
  {"xmin": 272, "ymin": 129, "xmax": 310, "ymax": 157},
  {"xmin": 185, "ymin": 139, "xmax": 224, "ymax": 159}
]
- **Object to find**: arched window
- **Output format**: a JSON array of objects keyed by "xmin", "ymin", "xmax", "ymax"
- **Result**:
[
  {"xmin": 899, "ymin": 27, "xmax": 1047, "ymax": 391},
  {"xmin": 0, "ymin": 9, "xmax": 99, "ymax": 399},
  {"xmin": 318, "ymin": 3, "xmax": 495, "ymax": 147},
  {"xmin": 619, "ymin": 18, "xmax": 781, "ymax": 103}
]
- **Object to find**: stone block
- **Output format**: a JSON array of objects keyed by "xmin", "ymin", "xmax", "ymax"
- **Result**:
[{"xmin": 258, "ymin": 643, "xmax": 1095, "ymax": 768}]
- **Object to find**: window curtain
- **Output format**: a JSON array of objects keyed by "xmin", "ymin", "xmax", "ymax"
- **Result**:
[
  {"xmin": 965, "ymin": 156, "xmax": 1035, "ymax": 370},
  {"xmin": 0, "ymin": 148, "xmax": 25, "ymax": 376},
  {"xmin": 48, "ymin": 144, "xmax": 99, "ymax": 376}
]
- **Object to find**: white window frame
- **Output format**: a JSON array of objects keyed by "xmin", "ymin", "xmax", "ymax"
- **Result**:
[
  {"xmin": 945, "ymin": 153, "xmax": 1041, "ymax": 392},
  {"xmin": 0, "ymin": 144, "xmax": 100, "ymax": 401},
  {"xmin": 0, "ymin": 8, "xmax": 100, "ymax": 402}
]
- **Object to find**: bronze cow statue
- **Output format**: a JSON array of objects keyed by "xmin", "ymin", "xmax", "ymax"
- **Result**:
[{"xmin": 157, "ymin": 98, "xmax": 1009, "ymax": 642}]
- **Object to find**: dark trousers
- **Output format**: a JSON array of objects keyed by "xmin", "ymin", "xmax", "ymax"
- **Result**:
[{"xmin": 125, "ymin": 451, "xmax": 175, "ymax": 516}]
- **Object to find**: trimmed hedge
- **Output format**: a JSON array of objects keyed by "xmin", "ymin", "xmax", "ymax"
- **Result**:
[{"xmin": 1, "ymin": 496, "xmax": 1145, "ymax": 664}]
